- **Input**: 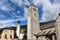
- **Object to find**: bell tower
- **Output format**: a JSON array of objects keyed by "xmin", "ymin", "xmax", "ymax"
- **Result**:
[
  {"xmin": 27, "ymin": 4, "xmax": 40, "ymax": 40},
  {"xmin": 16, "ymin": 20, "xmax": 20, "ymax": 39}
]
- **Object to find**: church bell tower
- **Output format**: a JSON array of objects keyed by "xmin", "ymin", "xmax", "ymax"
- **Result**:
[
  {"xmin": 16, "ymin": 20, "xmax": 20, "ymax": 39},
  {"xmin": 27, "ymin": 4, "xmax": 40, "ymax": 40}
]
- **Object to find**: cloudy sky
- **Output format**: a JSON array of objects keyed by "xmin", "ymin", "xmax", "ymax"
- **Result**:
[{"xmin": 0, "ymin": 0, "xmax": 60, "ymax": 28}]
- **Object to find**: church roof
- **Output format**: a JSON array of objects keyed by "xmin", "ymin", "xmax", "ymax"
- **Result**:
[
  {"xmin": 30, "ymin": 3, "xmax": 37, "ymax": 7},
  {"xmin": 34, "ymin": 29, "xmax": 56, "ymax": 37},
  {"xmin": 40, "ymin": 20, "xmax": 55, "ymax": 29},
  {"xmin": 40, "ymin": 20, "xmax": 55, "ymax": 24}
]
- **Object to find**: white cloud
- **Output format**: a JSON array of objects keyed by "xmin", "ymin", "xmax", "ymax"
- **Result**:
[
  {"xmin": 9, "ymin": 0, "xmax": 28, "ymax": 21},
  {"xmin": 0, "ymin": 14, "xmax": 5, "ymax": 18},
  {"xmin": 0, "ymin": 19, "xmax": 17, "ymax": 24},
  {"xmin": 0, "ymin": 22, "xmax": 16, "ymax": 28},
  {"xmin": 0, "ymin": 0, "xmax": 28, "ymax": 28},
  {"xmin": 10, "ymin": 0, "xmax": 30, "ymax": 7},
  {"xmin": 0, "ymin": 18, "xmax": 26, "ymax": 24},
  {"xmin": 23, "ymin": 0, "xmax": 30, "ymax": 6},
  {"xmin": 8, "ymin": 12, "xmax": 27, "ymax": 21},
  {"xmin": 24, "ymin": 7, "xmax": 28, "ymax": 18},
  {"xmin": 0, "ymin": 0, "xmax": 15, "ymax": 11},
  {"xmin": 1, "ymin": 5, "xmax": 14, "ymax": 11},
  {"xmin": 10, "ymin": 0, "xmax": 60, "ymax": 22},
  {"xmin": 10, "ymin": 0, "xmax": 23, "ymax": 7},
  {"xmin": 53, "ymin": 0, "xmax": 60, "ymax": 4},
  {"xmin": 12, "ymin": 11, "xmax": 22, "ymax": 18},
  {"xmin": 33, "ymin": 0, "xmax": 41, "ymax": 7},
  {"xmin": 0, "ymin": 18, "xmax": 27, "ymax": 28},
  {"xmin": 33, "ymin": 0, "xmax": 60, "ymax": 22}
]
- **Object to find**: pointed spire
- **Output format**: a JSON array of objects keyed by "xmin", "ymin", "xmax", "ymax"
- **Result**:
[
  {"xmin": 30, "ymin": 3, "xmax": 37, "ymax": 7},
  {"xmin": 18, "ymin": 20, "xmax": 20, "ymax": 23}
]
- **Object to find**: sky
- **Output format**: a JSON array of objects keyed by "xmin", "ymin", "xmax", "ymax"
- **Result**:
[{"xmin": 0, "ymin": 0, "xmax": 60, "ymax": 28}]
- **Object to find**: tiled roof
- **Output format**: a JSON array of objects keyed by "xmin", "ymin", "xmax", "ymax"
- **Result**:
[{"xmin": 40, "ymin": 20, "xmax": 55, "ymax": 29}]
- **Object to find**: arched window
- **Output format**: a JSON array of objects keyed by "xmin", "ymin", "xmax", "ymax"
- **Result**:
[
  {"xmin": 0, "ymin": 35, "xmax": 1, "ymax": 39},
  {"xmin": 10, "ymin": 35, "xmax": 12, "ymax": 39},
  {"xmin": 5, "ymin": 34, "xmax": 7, "ymax": 39},
  {"xmin": 33, "ymin": 8, "xmax": 36, "ymax": 11}
]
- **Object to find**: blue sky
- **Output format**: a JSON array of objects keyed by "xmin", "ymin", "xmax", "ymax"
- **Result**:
[{"xmin": 0, "ymin": 0, "xmax": 60, "ymax": 28}]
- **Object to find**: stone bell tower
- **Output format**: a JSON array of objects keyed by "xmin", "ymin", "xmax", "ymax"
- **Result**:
[{"xmin": 27, "ymin": 4, "xmax": 40, "ymax": 40}]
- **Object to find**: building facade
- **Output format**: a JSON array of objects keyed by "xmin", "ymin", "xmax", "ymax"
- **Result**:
[{"xmin": 0, "ymin": 28, "xmax": 14, "ymax": 40}]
